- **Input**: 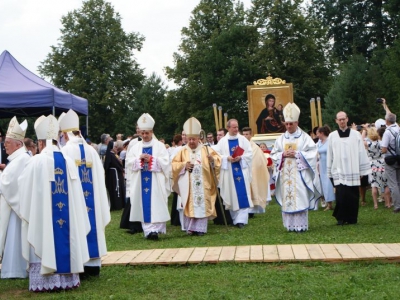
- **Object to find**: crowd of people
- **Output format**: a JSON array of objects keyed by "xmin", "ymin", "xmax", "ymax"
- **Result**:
[{"xmin": 1, "ymin": 96, "xmax": 399, "ymax": 292}]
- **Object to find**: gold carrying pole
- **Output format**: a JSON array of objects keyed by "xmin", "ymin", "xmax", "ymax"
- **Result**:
[
  {"xmin": 224, "ymin": 113, "xmax": 228, "ymax": 129},
  {"xmin": 218, "ymin": 106, "xmax": 223, "ymax": 129},
  {"xmin": 317, "ymin": 97, "xmax": 322, "ymax": 127},
  {"xmin": 310, "ymin": 98, "xmax": 317, "ymax": 130},
  {"xmin": 213, "ymin": 103, "xmax": 219, "ymax": 132}
]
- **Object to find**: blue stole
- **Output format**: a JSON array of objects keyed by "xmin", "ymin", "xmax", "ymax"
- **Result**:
[
  {"xmin": 228, "ymin": 139, "xmax": 250, "ymax": 209},
  {"xmin": 52, "ymin": 152, "xmax": 71, "ymax": 273},
  {"xmin": 79, "ymin": 144, "xmax": 99, "ymax": 258},
  {"xmin": 141, "ymin": 147, "xmax": 153, "ymax": 223}
]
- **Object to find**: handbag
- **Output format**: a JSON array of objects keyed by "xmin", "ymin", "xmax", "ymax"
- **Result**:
[{"xmin": 384, "ymin": 155, "xmax": 398, "ymax": 166}]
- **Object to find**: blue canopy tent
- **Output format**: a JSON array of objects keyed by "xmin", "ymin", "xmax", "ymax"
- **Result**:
[{"xmin": 0, "ymin": 50, "xmax": 88, "ymax": 130}]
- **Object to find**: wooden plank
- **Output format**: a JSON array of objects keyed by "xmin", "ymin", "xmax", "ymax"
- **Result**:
[
  {"xmin": 373, "ymin": 244, "xmax": 399, "ymax": 259},
  {"xmin": 203, "ymin": 247, "xmax": 222, "ymax": 263},
  {"xmin": 347, "ymin": 244, "xmax": 375, "ymax": 260},
  {"xmin": 235, "ymin": 246, "xmax": 250, "ymax": 262},
  {"xmin": 305, "ymin": 244, "xmax": 326, "ymax": 261},
  {"xmin": 385, "ymin": 243, "xmax": 400, "ymax": 256},
  {"xmin": 142, "ymin": 249, "xmax": 166, "ymax": 264},
  {"xmin": 361, "ymin": 243, "xmax": 386, "ymax": 258},
  {"xmin": 334, "ymin": 244, "xmax": 359, "ymax": 261},
  {"xmin": 277, "ymin": 245, "xmax": 294, "ymax": 261},
  {"xmin": 130, "ymin": 249, "xmax": 155, "ymax": 265},
  {"xmin": 250, "ymin": 245, "xmax": 263, "ymax": 262},
  {"xmin": 187, "ymin": 247, "xmax": 208, "ymax": 264},
  {"xmin": 114, "ymin": 250, "xmax": 142, "ymax": 265},
  {"xmin": 170, "ymin": 248, "xmax": 195, "ymax": 264},
  {"xmin": 101, "ymin": 251, "xmax": 115, "ymax": 262},
  {"xmin": 263, "ymin": 245, "xmax": 279, "ymax": 262},
  {"xmin": 219, "ymin": 246, "xmax": 236, "ymax": 262},
  {"xmin": 154, "ymin": 248, "xmax": 180, "ymax": 265},
  {"xmin": 292, "ymin": 244, "xmax": 310, "ymax": 261},
  {"xmin": 319, "ymin": 244, "xmax": 342, "ymax": 261},
  {"xmin": 102, "ymin": 251, "xmax": 128, "ymax": 266}
]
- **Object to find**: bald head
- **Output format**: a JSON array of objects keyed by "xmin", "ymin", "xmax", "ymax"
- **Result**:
[{"xmin": 335, "ymin": 111, "xmax": 349, "ymax": 130}]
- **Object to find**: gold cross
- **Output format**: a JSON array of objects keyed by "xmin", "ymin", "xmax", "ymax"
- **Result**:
[
  {"xmin": 144, "ymin": 187, "xmax": 149, "ymax": 194},
  {"xmin": 56, "ymin": 218, "xmax": 66, "ymax": 228},
  {"xmin": 55, "ymin": 201, "xmax": 65, "ymax": 211},
  {"xmin": 236, "ymin": 177, "xmax": 242, "ymax": 182},
  {"xmin": 144, "ymin": 177, "xmax": 150, "ymax": 182}
]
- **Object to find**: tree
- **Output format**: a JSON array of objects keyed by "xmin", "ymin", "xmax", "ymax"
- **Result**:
[
  {"xmin": 248, "ymin": 0, "xmax": 333, "ymax": 131},
  {"xmin": 121, "ymin": 73, "xmax": 173, "ymax": 140},
  {"xmin": 165, "ymin": 0, "xmax": 259, "ymax": 132},
  {"xmin": 39, "ymin": 0, "xmax": 145, "ymax": 140},
  {"xmin": 310, "ymin": 0, "xmax": 400, "ymax": 62},
  {"xmin": 323, "ymin": 55, "xmax": 387, "ymax": 127}
]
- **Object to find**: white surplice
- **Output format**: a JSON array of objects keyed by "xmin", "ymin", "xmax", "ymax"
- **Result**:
[{"xmin": 0, "ymin": 146, "xmax": 31, "ymax": 278}]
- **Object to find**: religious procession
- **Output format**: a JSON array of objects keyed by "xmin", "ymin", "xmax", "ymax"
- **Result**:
[{"xmin": 2, "ymin": 83, "xmax": 398, "ymax": 292}]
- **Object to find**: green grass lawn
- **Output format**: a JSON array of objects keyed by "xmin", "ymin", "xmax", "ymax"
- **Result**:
[{"xmin": 1, "ymin": 191, "xmax": 400, "ymax": 299}]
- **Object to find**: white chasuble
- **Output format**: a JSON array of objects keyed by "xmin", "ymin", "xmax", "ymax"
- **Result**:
[{"xmin": 270, "ymin": 128, "xmax": 319, "ymax": 213}]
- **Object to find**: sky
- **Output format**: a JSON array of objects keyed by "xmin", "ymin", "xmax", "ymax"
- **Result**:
[{"xmin": 0, "ymin": 0, "xmax": 251, "ymax": 90}]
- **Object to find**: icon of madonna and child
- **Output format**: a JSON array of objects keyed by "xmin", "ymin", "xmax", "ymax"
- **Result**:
[{"xmin": 256, "ymin": 94, "xmax": 285, "ymax": 134}]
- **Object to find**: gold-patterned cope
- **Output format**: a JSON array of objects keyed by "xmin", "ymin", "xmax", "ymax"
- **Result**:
[{"xmin": 253, "ymin": 75, "xmax": 286, "ymax": 86}]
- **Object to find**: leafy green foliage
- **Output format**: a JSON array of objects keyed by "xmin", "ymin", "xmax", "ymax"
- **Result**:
[
  {"xmin": 38, "ymin": 0, "xmax": 145, "ymax": 140},
  {"xmin": 310, "ymin": 0, "xmax": 400, "ymax": 62},
  {"xmin": 323, "ymin": 55, "xmax": 387, "ymax": 127},
  {"xmin": 166, "ymin": 0, "xmax": 259, "ymax": 132},
  {"xmin": 248, "ymin": 0, "xmax": 333, "ymax": 131}
]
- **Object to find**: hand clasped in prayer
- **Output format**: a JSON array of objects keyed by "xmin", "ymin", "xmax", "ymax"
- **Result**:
[{"xmin": 140, "ymin": 154, "xmax": 151, "ymax": 162}]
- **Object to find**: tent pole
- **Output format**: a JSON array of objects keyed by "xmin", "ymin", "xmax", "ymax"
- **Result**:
[
  {"xmin": 52, "ymin": 106, "xmax": 55, "ymax": 116},
  {"xmin": 86, "ymin": 116, "xmax": 89, "ymax": 137}
]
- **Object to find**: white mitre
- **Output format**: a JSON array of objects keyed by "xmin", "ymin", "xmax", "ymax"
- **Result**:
[
  {"xmin": 183, "ymin": 117, "xmax": 202, "ymax": 138},
  {"xmin": 6, "ymin": 116, "xmax": 28, "ymax": 141},
  {"xmin": 34, "ymin": 115, "xmax": 60, "ymax": 181},
  {"xmin": 283, "ymin": 102, "xmax": 300, "ymax": 122},
  {"xmin": 59, "ymin": 109, "xmax": 79, "ymax": 132},
  {"xmin": 137, "ymin": 113, "xmax": 155, "ymax": 130}
]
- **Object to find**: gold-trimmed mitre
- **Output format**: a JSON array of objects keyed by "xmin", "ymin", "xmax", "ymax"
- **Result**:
[
  {"xmin": 6, "ymin": 116, "xmax": 27, "ymax": 141},
  {"xmin": 35, "ymin": 115, "xmax": 59, "ymax": 140},
  {"xmin": 183, "ymin": 117, "xmax": 201, "ymax": 138},
  {"xmin": 283, "ymin": 102, "xmax": 300, "ymax": 122},
  {"xmin": 59, "ymin": 109, "xmax": 79, "ymax": 132},
  {"xmin": 137, "ymin": 113, "xmax": 155, "ymax": 130}
]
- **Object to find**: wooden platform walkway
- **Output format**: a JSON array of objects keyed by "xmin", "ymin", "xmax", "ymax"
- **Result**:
[
  {"xmin": 2, "ymin": 243, "xmax": 400, "ymax": 270},
  {"xmin": 99, "ymin": 243, "xmax": 400, "ymax": 266}
]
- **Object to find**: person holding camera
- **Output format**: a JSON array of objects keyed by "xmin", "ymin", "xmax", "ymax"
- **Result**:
[{"xmin": 380, "ymin": 111, "xmax": 400, "ymax": 213}]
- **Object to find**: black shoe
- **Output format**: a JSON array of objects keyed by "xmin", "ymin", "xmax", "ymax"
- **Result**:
[
  {"xmin": 248, "ymin": 213, "xmax": 255, "ymax": 218},
  {"xmin": 196, "ymin": 232, "xmax": 205, "ymax": 236},
  {"xmin": 336, "ymin": 220, "xmax": 344, "ymax": 225},
  {"xmin": 236, "ymin": 223, "xmax": 244, "ymax": 229},
  {"xmin": 127, "ymin": 229, "xmax": 137, "ymax": 235},
  {"xmin": 393, "ymin": 208, "xmax": 400, "ymax": 213},
  {"xmin": 147, "ymin": 232, "xmax": 159, "ymax": 240}
]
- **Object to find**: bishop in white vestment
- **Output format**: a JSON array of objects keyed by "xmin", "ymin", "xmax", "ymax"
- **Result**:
[
  {"xmin": 19, "ymin": 115, "xmax": 90, "ymax": 291},
  {"xmin": 270, "ymin": 103, "xmax": 319, "ymax": 232},
  {"xmin": 126, "ymin": 113, "xmax": 170, "ymax": 240},
  {"xmin": 59, "ymin": 110, "xmax": 110, "ymax": 277},
  {"xmin": 0, "ymin": 117, "xmax": 30, "ymax": 279}
]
